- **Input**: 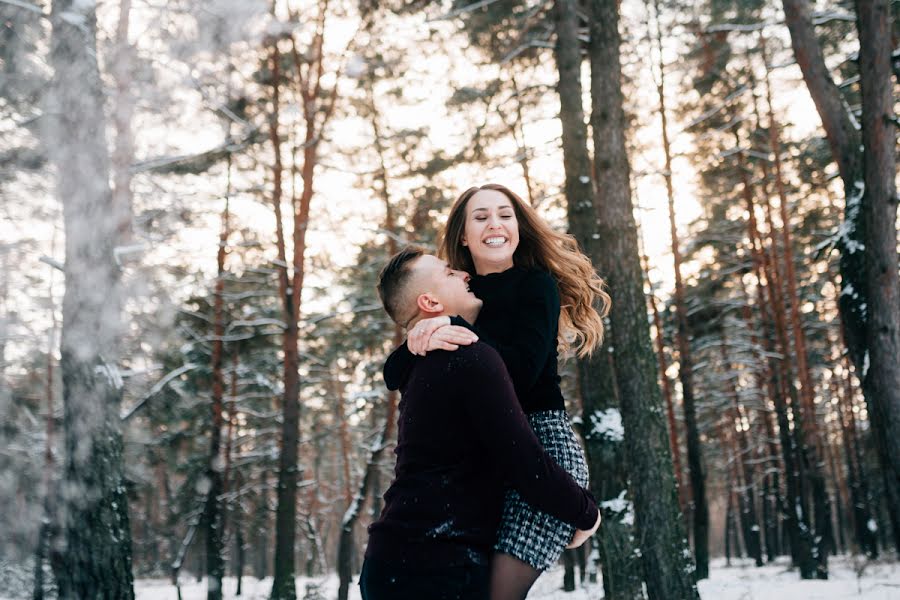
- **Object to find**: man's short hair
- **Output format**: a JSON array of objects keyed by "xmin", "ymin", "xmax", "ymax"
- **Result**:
[{"xmin": 377, "ymin": 245, "xmax": 425, "ymax": 326}]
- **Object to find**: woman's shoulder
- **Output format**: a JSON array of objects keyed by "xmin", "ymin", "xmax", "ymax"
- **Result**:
[{"xmin": 517, "ymin": 266, "xmax": 558, "ymax": 293}]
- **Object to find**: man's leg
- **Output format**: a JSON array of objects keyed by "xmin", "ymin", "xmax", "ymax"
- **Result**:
[{"xmin": 360, "ymin": 558, "xmax": 490, "ymax": 600}]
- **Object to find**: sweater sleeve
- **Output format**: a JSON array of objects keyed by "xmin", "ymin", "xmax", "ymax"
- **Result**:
[
  {"xmin": 476, "ymin": 270, "xmax": 560, "ymax": 395},
  {"xmin": 383, "ymin": 342, "xmax": 415, "ymax": 391},
  {"xmin": 383, "ymin": 316, "xmax": 479, "ymax": 391},
  {"xmin": 453, "ymin": 344, "xmax": 598, "ymax": 530}
]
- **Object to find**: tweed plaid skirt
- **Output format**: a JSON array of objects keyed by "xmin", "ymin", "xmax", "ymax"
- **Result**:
[{"xmin": 494, "ymin": 410, "xmax": 590, "ymax": 571}]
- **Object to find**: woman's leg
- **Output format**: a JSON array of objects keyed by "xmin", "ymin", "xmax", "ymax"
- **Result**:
[{"xmin": 489, "ymin": 553, "xmax": 542, "ymax": 600}]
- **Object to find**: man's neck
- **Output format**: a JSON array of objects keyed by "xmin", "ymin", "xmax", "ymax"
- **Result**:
[{"xmin": 408, "ymin": 308, "xmax": 479, "ymax": 329}]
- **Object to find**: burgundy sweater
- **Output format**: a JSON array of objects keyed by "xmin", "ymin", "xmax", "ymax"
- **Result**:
[{"xmin": 365, "ymin": 342, "xmax": 597, "ymax": 568}]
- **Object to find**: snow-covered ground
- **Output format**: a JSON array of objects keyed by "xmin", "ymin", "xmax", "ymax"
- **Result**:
[{"xmin": 127, "ymin": 555, "xmax": 900, "ymax": 600}]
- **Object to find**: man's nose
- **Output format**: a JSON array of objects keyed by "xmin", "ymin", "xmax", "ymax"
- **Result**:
[{"xmin": 456, "ymin": 270, "xmax": 470, "ymax": 282}]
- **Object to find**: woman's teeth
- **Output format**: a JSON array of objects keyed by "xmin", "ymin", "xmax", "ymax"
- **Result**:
[{"xmin": 484, "ymin": 237, "xmax": 506, "ymax": 247}]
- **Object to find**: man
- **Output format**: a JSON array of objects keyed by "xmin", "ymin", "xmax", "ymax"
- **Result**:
[{"xmin": 361, "ymin": 246, "xmax": 600, "ymax": 600}]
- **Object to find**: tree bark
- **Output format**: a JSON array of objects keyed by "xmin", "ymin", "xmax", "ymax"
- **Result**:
[
  {"xmin": 268, "ymin": 36, "xmax": 300, "ymax": 600},
  {"xmin": 553, "ymin": 1, "xmax": 645, "ymax": 596},
  {"xmin": 588, "ymin": 1, "xmax": 699, "ymax": 597},
  {"xmin": 652, "ymin": 0, "xmax": 709, "ymax": 577},
  {"xmin": 737, "ymin": 153, "xmax": 819, "ymax": 577},
  {"xmin": 270, "ymin": 4, "xmax": 338, "ymax": 595},
  {"xmin": 856, "ymin": 0, "xmax": 900, "ymax": 553},
  {"xmin": 204, "ymin": 198, "xmax": 230, "ymax": 600},
  {"xmin": 644, "ymin": 253, "xmax": 685, "ymax": 513},
  {"xmin": 781, "ymin": 0, "xmax": 900, "ymax": 547},
  {"xmin": 337, "ymin": 72, "xmax": 399, "ymax": 599},
  {"xmin": 337, "ymin": 380, "xmax": 399, "ymax": 600},
  {"xmin": 719, "ymin": 335, "xmax": 763, "ymax": 566},
  {"xmin": 45, "ymin": 2, "xmax": 135, "ymax": 597}
]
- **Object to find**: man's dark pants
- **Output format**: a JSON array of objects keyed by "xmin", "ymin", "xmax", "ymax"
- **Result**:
[{"xmin": 359, "ymin": 557, "xmax": 490, "ymax": 600}]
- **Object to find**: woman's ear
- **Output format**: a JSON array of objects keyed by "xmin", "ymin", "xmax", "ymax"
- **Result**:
[
  {"xmin": 461, "ymin": 235, "xmax": 468, "ymax": 247},
  {"xmin": 416, "ymin": 292, "xmax": 443, "ymax": 315}
]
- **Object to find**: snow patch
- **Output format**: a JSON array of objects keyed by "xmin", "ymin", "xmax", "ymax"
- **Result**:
[
  {"xmin": 590, "ymin": 408, "xmax": 624, "ymax": 442},
  {"xmin": 600, "ymin": 490, "xmax": 635, "ymax": 525}
]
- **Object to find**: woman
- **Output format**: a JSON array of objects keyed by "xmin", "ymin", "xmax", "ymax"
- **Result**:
[{"xmin": 383, "ymin": 183, "xmax": 611, "ymax": 600}]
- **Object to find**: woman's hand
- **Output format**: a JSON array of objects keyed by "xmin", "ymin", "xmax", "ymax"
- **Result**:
[
  {"xmin": 566, "ymin": 511, "xmax": 601, "ymax": 549},
  {"xmin": 407, "ymin": 316, "xmax": 478, "ymax": 355}
]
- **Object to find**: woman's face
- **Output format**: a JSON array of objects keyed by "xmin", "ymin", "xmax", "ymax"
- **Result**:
[{"xmin": 461, "ymin": 189, "xmax": 520, "ymax": 275}]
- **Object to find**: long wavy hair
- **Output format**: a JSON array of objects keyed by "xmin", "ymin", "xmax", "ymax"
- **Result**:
[{"xmin": 439, "ymin": 183, "xmax": 611, "ymax": 358}]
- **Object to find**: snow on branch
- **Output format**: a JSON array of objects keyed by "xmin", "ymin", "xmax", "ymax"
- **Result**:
[
  {"xmin": 39, "ymin": 255, "xmax": 64, "ymax": 271},
  {"xmin": 703, "ymin": 11, "xmax": 851, "ymax": 34},
  {"xmin": 121, "ymin": 362, "xmax": 198, "ymax": 421},
  {"xmin": 501, "ymin": 39, "xmax": 554, "ymax": 65},
  {"xmin": 705, "ymin": 21, "xmax": 774, "ymax": 33},
  {"xmin": 811, "ymin": 11, "xmax": 855, "ymax": 25},
  {"xmin": 230, "ymin": 317, "xmax": 287, "ymax": 329},
  {"xmin": 1, "ymin": 0, "xmax": 45, "ymax": 16},
  {"xmin": 131, "ymin": 128, "xmax": 264, "ymax": 175},
  {"xmin": 429, "ymin": 0, "xmax": 504, "ymax": 22},
  {"xmin": 309, "ymin": 303, "xmax": 383, "ymax": 325},
  {"xmin": 683, "ymin": 85, "xmax": 749, "ymax": 131}
]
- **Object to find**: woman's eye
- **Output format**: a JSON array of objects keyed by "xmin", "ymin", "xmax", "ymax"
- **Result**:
[{"xmin": 475, "ymin": 217, "xmax": 487, "ymax": 221}]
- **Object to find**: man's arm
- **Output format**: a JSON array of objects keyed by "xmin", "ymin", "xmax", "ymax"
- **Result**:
[{"xmin": 453, "ymin": 344, "xmax": 598, "ymax": 530}]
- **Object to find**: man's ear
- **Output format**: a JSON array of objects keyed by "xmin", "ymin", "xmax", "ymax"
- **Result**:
[{"xmin": 416, "ymin": 292, "xmax": 443, "ymax": 315}]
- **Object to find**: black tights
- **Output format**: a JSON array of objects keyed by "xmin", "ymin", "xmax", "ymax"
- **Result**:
[{"xmin": 489, "ymin": 553, "xmax": 542, "ymax": 600}]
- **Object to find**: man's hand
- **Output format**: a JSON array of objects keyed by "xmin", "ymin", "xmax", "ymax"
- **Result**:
[
  {"xmin": 408, "ymin": 317, "xmax": 477, "ymax": 355},
  {"xmin": 566, "ymin": 511, "xmax": 601, "ymax": 549}
]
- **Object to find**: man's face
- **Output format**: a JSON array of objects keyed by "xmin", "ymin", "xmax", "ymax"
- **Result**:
[{"xmin": 412, "ymin": 255, "xmax": 483, "ymax": 322}]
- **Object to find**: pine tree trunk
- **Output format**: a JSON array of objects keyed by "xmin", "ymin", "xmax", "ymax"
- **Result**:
[
  {"xmin": 507, "ymin": 73, "xmax": 536, "ymax": 206},
  {"xmin": 270, "ymin": 7, "xmax": 337, "ymax": 591},
  {"xmin": 757, "ymin": 38, "xmax": 835, "ymax": 566},
  {"xmin": 751, "ymin": 125, "xmax": 833, "ymax": 571},
  {"xmin": 856, "ymin": 0, "xmax": 900, "ymax": 555},
  {"xmin": 204, "ymin": 198, "xmax": 229, "ymax": 600},
  {"xmin": 338, "ymin": 380, "xmax": 399, "ymax": 600},
  {"xmin": 781, "ymin": 0, "xmax": 900, "ymax": 549},
  {"xmin": 644, "ymin": 253, "xmax": 685, "ymax": 512},
  {"xmin": 737, "ymin": 160, "xmax": 818, "ymax": 576},
  {"xmin": 836, "ymin": 335, "xmax": 880, "ymax": 556},
  {"xmin": 651, "ymin": 0, "xmax": 709, "ymax": 576},
  {"xmin": 739, "ymin": 288, "xmax": 784, "ymax": 563},
  {"xmin": 45, "ymin": 2, "xmax": 134, "ymax": 597},
  {"xmin": 724, "ymin": 491, "xmax": 733, "ymax": 567},
  {"xmin": 588, "ymin": 2, "xmax": 698, "ymax": 597},
  {"xmin": 552, "ymin": 1, "xmax": 645, "ymax": 596},
  {"xmin": 111, "ymin": 0, "xmax": 134, "ymax": 244},
  {"xmin": 253, "ymin": 473, "xmax": 269, "ymax": 581},
  {"xmin": 235, "ymin": 522, "xmax": 244, "ymax": 596},
  {"xmin": 719, "ymin": 336, "xmax": 763, "ymax": 566}
]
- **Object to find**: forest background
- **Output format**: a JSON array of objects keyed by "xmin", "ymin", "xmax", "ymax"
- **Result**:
[{"xmin": 1, "ymin": 0, "xmax": 898, "ymax": 599}]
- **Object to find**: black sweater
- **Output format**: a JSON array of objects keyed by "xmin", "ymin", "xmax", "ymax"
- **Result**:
[
  {"xmin": 384, "ymin": 267, "xmax": 566, "ymax": 414},
  {"xmin": 366, "ymin": 342, "xmax": 598, "ymax": 568}
]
